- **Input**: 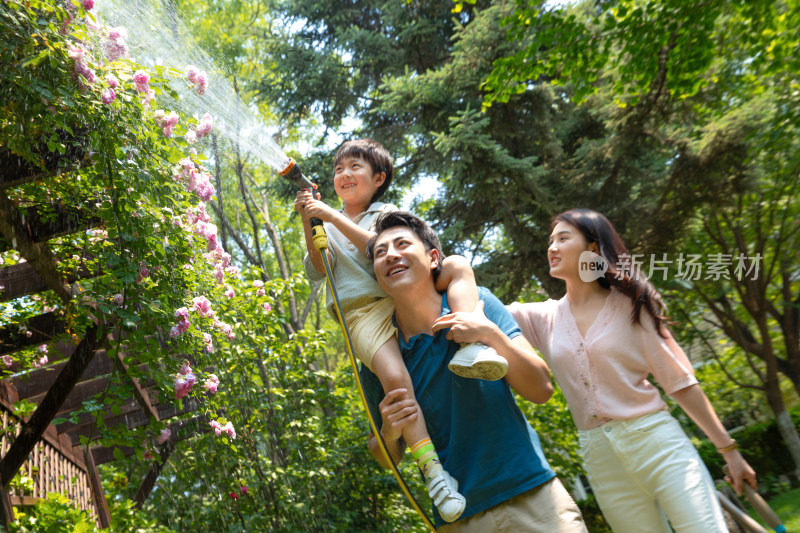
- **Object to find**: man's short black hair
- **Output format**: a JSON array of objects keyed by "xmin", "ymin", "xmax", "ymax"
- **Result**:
[
  {"xmin": 333, "ymin": 139, "xmax": 393, "ymax": 204},
  {"xmin": 367, "ymin": 211, "xmax": 443, "ymax": 279}
]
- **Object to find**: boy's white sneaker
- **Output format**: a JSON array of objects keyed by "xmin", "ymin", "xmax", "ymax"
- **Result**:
[
  {"xmin": 448, "ymin": 343, "xmax": 508, "ymax": 381},
  {"xmin": 426, "ymin": 470, "xmax": 466, "ymax": 523}
]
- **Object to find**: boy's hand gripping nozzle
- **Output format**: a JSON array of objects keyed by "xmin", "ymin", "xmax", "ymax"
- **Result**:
[{"xmin": 280, "ymin": 158, "xmax": 328, "ymax": 251}]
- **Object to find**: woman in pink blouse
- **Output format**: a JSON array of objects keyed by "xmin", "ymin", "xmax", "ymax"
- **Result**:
[{"xmin": 508, "ymin": 208, "xmax": 756, "ymax": 533}]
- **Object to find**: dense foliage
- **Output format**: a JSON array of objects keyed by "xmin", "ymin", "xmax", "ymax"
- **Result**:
[
  {"xmin": 1, "ymin": 0, "xmax": 235, "ymax": 454},
  {"xmin": 1, "ymin": 0, "xmax": 798, "ymax": 531},
  {"xmin": 483, "ymin": 0, "xmax": 800, "ymax": 474},
  {"xmin": 2, "ymin": 0, "xmax": 429, "ymax": 530}
]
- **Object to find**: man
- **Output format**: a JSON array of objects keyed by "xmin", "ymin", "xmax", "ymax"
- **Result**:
[{"xmin": 360, "ymin": 211, "xmax": 587, "ymax": 532}]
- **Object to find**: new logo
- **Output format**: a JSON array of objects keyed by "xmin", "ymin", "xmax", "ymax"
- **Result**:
[{"xmin": 579, "ymin": 251, "xmax": 608, "ymax": 282}]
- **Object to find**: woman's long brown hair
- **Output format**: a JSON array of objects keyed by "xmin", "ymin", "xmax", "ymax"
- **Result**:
[{"xmin": 553, "ymin": 208, "xmax": 669, "ymax": 337}]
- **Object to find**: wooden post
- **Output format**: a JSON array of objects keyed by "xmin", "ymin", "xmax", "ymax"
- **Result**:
[
  {"xmin": 133, "ymin": 440, "xmax": 174, "ymax": 509},
  {"xmin": 86, "ymin": 449, "xmax": 111, "ymax": 529},
  {"xmin": 0, "ymin": 480, "xmax": 14, "ymax": 530}
]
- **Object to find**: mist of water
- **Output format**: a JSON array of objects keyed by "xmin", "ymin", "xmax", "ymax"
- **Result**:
[{"xmin": 94, "ymin": 0, "xmax": 293, "ymax": 174}]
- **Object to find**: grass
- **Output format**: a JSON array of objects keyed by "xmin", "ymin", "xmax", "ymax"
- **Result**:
[{"xmin": 746, "ymin": 486, "xmax": 800, "ymax": 531}]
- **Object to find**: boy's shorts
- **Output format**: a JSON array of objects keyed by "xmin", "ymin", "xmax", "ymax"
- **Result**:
[{"xmin": 342, "ymin": 296, "xmax": 397, "ymax": 370}]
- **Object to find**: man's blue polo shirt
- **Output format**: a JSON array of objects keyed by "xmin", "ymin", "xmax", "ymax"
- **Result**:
[{"xmin": 360, "ymin": 287, "xmax": 555, "ymax": 527}]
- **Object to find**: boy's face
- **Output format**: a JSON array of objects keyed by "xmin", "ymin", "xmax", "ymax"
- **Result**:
[
  {"xmin": 372, "ymin": 226, "xmax": 439, "ymax": 297},
  {"xmin": 333, "ymin": 156, "xmax": 385, "ymax": 209}
]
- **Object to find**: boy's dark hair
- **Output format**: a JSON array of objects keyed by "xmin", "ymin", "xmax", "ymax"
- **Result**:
[
  {"xmin": 366, "ymin": 211, "xmax": 444, "ymax": 279},
  {"xmin": 333, "ymin": 139, "xmax": 393, "ymax": 204}
]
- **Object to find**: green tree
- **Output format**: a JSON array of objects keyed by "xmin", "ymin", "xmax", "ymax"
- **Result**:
[
  {"xmin": 484, "ymin": 0, "xmax": 800, "ymax": 475},
  {"xmin": 255, "ymin": 0, "xmax": 745, "ymax": 303},
  {"xmin": 667, "ymin": 109, "xmax": 800, "ymax": 475}
]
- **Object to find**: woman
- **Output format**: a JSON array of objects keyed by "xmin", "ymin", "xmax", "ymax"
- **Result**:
[{"xmin": 508, "ymin": 208, "xmax": 756, "ymax": 533}]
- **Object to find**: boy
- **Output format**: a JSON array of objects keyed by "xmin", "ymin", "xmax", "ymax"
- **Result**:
[{"xmin": 295, "ymin": 139, "xmax": 506, "ymax": 522}]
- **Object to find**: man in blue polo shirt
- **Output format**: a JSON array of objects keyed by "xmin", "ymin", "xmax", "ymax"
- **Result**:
[{"xmin": 361, "ymin": 211, "xmax": 587, "ymax": 532}]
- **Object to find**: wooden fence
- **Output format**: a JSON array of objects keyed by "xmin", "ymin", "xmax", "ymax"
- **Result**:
[{"xmin": 0, "ymin": 404, "xmax": 101, "ymax": 523}]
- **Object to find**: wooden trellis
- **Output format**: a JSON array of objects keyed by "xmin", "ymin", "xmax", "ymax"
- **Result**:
[
  {"xmin": 0, "ymin": 403, "xmax": 97, "ymax": 521},
  {"xmin": 0, "ymin": 148, "xmax": 202, "ymax": 529}
]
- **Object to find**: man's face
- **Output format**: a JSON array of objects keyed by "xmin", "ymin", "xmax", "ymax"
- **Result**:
[{"xmin": 372, "ymin": 226, "xmax": 439, "ymax": 296}]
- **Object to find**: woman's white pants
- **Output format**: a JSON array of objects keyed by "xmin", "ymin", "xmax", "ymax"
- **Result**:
[{"xmin": 578, "ymin": 410, "xmax": 727, "ymax": 533}]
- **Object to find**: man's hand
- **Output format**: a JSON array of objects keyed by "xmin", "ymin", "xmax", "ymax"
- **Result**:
[
  {"xmin": 369, "ymin": 388, "xmax": 419, "ymax": 467},
  {"xmin": 432, "ymin": 300, "xmax": 496, "ymax": 345},
  {"xmin": 434, "ymin": 300, "xmax": 554, "ymax": 404},
  {"xmin": 378, "ymin": 388, "xmax": 418, "ymax": 443}
]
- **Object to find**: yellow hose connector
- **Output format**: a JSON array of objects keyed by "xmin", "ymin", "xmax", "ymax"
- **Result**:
[{"xmin": 311, "ymin": 224, "xmax": 328, "ymax": 251}]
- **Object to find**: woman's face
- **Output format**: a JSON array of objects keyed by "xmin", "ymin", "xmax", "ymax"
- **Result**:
[{"xmin": 547, "ymin": 220, "xmax": 595, "ymax": 281}]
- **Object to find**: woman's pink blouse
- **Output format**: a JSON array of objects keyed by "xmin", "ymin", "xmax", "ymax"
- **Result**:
[{"xmin": 508, "ymin": 289, "xmax": 697, "ymax": 430}]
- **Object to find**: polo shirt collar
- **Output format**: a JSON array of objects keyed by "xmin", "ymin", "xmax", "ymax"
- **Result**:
[{"xmin": 393, "ymin": 293, "xmax": 450, "ymax": 355}]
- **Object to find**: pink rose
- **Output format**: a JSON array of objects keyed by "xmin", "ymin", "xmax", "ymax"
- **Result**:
[
  {"xmin": 82, "ymin": 0, "xmax": 94, "ymax": 10},
  {"xmin": 108, "ymin": 27, "xmax": 128, "ymax": 42},
  {"xmin": 195, "ymin": 71, "xmax": 208, "ymax": 95},
  {"xmin": 104, "ymin": 28, "xmax": 129, "ymax": 60},
  {"xmin": 68, "ymin": 44, "xmax": 84, "ymax": 61},
  {"xmin": 133, "ymin": 70, "xmax": 149, "ymax": 93},
  {"xmin": 157, "ymin": 428, "xmax": 171, "ymax": 445},
  {"xmin": 195, "ymin": 113, "xmax": 213, "ymax": 138},
  {"xmin": 203, "ymin": 379, "xmax": 218, "ymax": 394},
  {"xmin": 101, "ymin": 88, "xmax": 115, "ymax": 104},
  {"xmin": 185, "ymin": 65, "xmax": 199, "ymax": 83},
  {"xmin": 219, "ymin": 323, "xmax": 234, "ymax": 340},
  {"xmin": 191, "ymin": 295, "xmax": 212, "ymax": 317},
  {"xmin": 196, "ymin": 178, "xmax": 216, "ymax": 203},
  {"xmin": 174, "ymin": 371, "xmax": 196, "ymax": 399},
  {"xmin": 203, "ymin": 333, "xmax": 213, "ymax": 353}
]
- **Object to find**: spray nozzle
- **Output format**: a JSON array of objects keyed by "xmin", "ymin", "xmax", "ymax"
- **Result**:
[
  {"xmin": 281, "ymin": 157, "xmax": 323, "ymax": 228},
  {"xmin": 279, "ymin": 158, "xmax": 316, "ymax": 191}
]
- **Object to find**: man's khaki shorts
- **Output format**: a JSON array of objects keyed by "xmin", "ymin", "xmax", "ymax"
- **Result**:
[{"xmin": 438, "ymin": 477, "xmax": 588, "ymax": 533}]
